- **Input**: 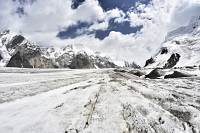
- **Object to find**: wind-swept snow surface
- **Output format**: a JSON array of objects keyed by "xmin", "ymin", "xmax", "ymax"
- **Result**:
[{"xmin": 0, "ymin": 68, "xmax": 200, "ymax": 133}]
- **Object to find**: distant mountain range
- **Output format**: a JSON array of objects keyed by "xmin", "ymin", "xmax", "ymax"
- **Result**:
[
  {"xmin": 145, "ymin": 16, "xmax": 200, "ymax": 68},
  {"xmin": 0, "ymin": 30, "xmax": 117, "ymax": 69}
]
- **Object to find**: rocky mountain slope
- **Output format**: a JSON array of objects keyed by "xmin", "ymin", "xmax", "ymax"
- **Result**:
[
  {"xmin": 0, "ymin": 30, "xmax": 117, "ymax": 69},
  {"xmin": 145, "ymin": 16, "xmax": 200, "ymax": 68}
]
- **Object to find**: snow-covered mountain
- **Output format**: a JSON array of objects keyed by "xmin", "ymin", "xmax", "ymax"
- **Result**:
[
  {"xmin": 145, "ymin": 16, "xmax": 200, "ymax": 68},
  {"xmin": 0, "ymin": 30, "xmax": 46, "ymax": 68},
  {"xmin": 0, "ymin": 30, "xmax": 117, "ymax": 69},
  {"xmin": 167, "ymin": 16, "xmax": 200, "ymax": 41}
]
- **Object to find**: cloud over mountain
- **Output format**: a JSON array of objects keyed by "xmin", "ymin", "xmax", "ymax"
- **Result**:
[{"xmin": 0, "ymin": 0, "xmax": 200, "ymax": 66}]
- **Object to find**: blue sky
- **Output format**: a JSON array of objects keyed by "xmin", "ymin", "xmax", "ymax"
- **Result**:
[
  {"xmin": 72, "ymin": 0, "xmax": 150, "ymax": 11},
  {"xmin": 58, "ymin": 0, "xmax": 150, "ymax": 40},
  {"xmin": 0, "ymin": 0, "xmax": 200, "ymax": 65}
]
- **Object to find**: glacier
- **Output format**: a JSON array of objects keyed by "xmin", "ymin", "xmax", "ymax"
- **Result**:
[{"xmin": 0, "ymin": 67, "xmax": 200, "ymax": 133}]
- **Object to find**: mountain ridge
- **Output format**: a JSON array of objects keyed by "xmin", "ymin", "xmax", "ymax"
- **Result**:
[
  {"xmin": 0, "ymin": 30, "xmax": 117, "ymax": 69},
  {"xmin": 145, "ymin": 16, "xmax": 200, "ymax": 68}
]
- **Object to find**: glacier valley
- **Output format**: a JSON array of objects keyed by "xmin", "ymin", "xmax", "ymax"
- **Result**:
[{"xmin": 0, "ymin": 67, "xmax": 200, "ymax": 133}]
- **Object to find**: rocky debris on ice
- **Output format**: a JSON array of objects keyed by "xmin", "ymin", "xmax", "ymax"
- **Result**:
[
  {"xmin": 164, "ymin": 71, "xmax": 196, "ymax": 79},
  {"xmin": 128, "ymin": 69, "xmax": 146, "ymax": 77},
  {"xmin": 145, "ymin": 68, "xmax": 165, "ymax": 79}
]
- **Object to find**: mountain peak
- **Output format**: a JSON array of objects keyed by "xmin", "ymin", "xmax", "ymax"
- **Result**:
[
  {"xmin": 145, "ymin": 16, "xmax": 200, "ymax": 68},
  {"xmin": 166, "ymin": 16, "xmax": 200, "ymax": 41}
]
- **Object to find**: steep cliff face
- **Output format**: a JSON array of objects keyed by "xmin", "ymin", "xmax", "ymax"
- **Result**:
[
  {"xmin": 69, "ymin": 52, "xmax": 94, "ymax": 69},
  {"xmin": 7, "ymin": 52, "xmax": 32, "ymax": 68},
  {"xmin": 0, "ymin": 30, "xmax": 42, "ymax": 68},
  {"xmin": 145, "ymin": 16, "xmax": 200, "ymax": 68}
]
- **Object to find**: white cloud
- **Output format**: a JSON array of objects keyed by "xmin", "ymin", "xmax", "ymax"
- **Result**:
[
  {"xmin": 106, "ymin": 8, "xmax": 125, "ymax": 19},
  {"xmin": 88, "ymin": 21, "xmax": 108, "ymax": 31},
  {"xmin": 121, "ymin": 0, "xmax": 200, "ymax": 65},
  {"xmin": 71, "ymin": 0, "xmax": 105, "ymax": 23}
]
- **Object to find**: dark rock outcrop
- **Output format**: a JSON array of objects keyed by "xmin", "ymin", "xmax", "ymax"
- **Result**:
[
  {"xmin": 114, "ymin": 69, "xmax": 127, "ymax": 73},
  {"xmin": 164, "ymin": 53, "xmax": 180, "ymax": 68},
  {"xmin": 160, "ymin": 47, "xmax": 168, "ymax": 54},
  {"xmin": 6, "ymin": 51, "xmax": 56, "ymax": 68},
  {"xmin": 168, "ymin": 109, "xmax": 191, "ymax": 122},
  {"xmin": 144, "ymin": 57, "xmax": 155, "ymax": 67},
  {"xmin": 68, "ymin": 53, "xmax": 117, "ymax": 69},
  {"xmin": 7, "ymin": 52, "xmax": 32, "ymax": 68},
  {"xmin": 9, "ymin": 35, "xmax": 25, "ymax": 49},
  {"xmin": 124, "ymin": 61, "xmax": 140, "ymax": 69},
  {"xmin": 145, "ymin": 69, "xmax": 164, "ymax": 79},
  {"xmin": 69, "ymin": 52, "xmax": 94, "ymax": 69},
  {"xmin": 185, "ymin": 66, "xmax": 195, "ymax": 69},
  {"xmin": 174, "ymin": 40, "xmax": 180, "ymax": 45},
  {"xmin": 0, "ymin": 54, "xmax": 3, "ymax": 61},
  {"xmin": 128, "ymin": 70, "xmax": 145, "ymax": 77},
  {"xmin": 164, "ymin": 71, "xmax": 195, "ymax": 79},
  {"xmin": 6, "ymin": 42, "xmax": 43, "ymax": 68}
]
